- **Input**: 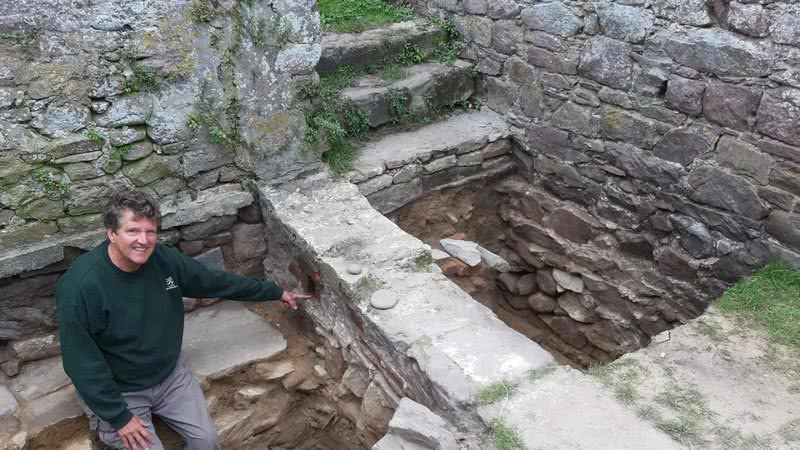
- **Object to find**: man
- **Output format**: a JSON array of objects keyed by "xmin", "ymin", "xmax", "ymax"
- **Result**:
[{"xmin": 56, "ymin": 190, "xmax": 311, "ymax": 450}]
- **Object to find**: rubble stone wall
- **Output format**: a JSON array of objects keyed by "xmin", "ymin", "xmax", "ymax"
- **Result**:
[
  {"xmin": 0, "ymin": 0, "xmax": 322, "ymax": 253},
  {"xmin": 406, "ymin": 0, "xmax": 800, "ymax": 353}
]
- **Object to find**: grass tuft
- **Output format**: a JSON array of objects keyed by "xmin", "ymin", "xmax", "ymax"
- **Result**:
[
  {"xmin": 717, "ymin": 261, "xmax": 800, "ymax": 349},
  {"xmin": 478, "ymin": 380, "xmax": 514, "ymax": 406},
  {"xmin": 319, "ymin": 0, "xmax": 414, "ymax": 33},
  {"xmin": 413, "ymin": 253, "xmax": 433, "ymax": 272},
  {"xmin": 528, "ymin": 364, "xmax": 557, "ymax": 382},
  {"xmin": 489, "ymin": 418, "xmax": 527, "ymax": 450}
]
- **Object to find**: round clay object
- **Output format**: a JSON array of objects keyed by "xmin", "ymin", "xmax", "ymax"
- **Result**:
[{"xmin": 370, "ymin": 290, "xmax": 398, "ymax": 310}]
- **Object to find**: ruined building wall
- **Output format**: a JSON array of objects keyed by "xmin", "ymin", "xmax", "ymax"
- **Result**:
[
  {"xmin": 406, "ymin": 0, "xmax": 800, "ymax": 357},
  {"xmin": 0, "ymin": 0, "xmax": 321, "ymax": 252}
]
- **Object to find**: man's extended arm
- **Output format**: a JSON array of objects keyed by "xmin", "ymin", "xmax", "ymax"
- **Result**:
[
  {"xmin": 57, "ymin": 300, "xmax": 132, "ymax": 430},
  {"xmin": 168, "ymin": 246, "xmax": 284, "ymax": 301}
]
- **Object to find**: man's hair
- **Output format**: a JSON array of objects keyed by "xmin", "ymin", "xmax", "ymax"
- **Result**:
[{"xmin": 103, "ymin": 189, "xmax": 160, "ymax": 231}]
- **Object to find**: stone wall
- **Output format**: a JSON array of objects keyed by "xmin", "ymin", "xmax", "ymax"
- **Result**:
[
  {"xmin": 0, "ymin": 0, "xmax": 321, "ymax": 252},
  {"xmin": 403, "ymin": 0, "xmax": 800, "ymax": 352},
  {"xmin": 0, "ymin": 193, "xmax": 266, "ymax": 378}
]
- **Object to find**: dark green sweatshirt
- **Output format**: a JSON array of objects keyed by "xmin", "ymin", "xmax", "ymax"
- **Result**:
[{"xmin": 56, "ymin": 240, "xmax": 283, "ymax": 430}]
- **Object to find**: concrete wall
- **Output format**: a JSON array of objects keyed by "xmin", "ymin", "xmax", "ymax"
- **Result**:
[{"xmin": 0, "ymin": 0, "xmax": 322, "ymax": 252}]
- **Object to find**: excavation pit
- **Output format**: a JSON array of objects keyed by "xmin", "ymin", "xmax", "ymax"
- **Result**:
[{"xmin": 352, "ymin": 110, "xmax": 727, "ymax": 368}]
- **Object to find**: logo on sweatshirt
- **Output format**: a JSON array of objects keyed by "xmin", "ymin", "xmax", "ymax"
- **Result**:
[{"xmin": 165, "ymin": 277, "xmax": 178, "ymax": 291}]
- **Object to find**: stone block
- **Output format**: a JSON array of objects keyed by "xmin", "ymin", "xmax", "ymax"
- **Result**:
[
  {"xmin": 550, "ymin": 102, "xmax": 600, "ymax": 138},
  {"xmin": 653, "ymin": 126, "xmax": 716, "ymax": 167},
  {"xmin": 756, "ymin": 91, "xmax": 800, "ymax": 147},
  {"xmin": 578, "ymin": 36, "xmax": 633, "ymax": 90},
  {"xmin": 463, "ymin": 0, "xmax": 486, "ymax": 15},
  {"xmin": 31, "ymin": 104, "xmax": 90, "ymax": 138},
  {"xmin": 360, "ymin": 381, "xmax": 395, "ymax": 435},
  {"xmin": 726, "ymin": 3, "xmax": 770, "ymax": 38},
  {"xmin": 655, "ymin": 247, "xmax": 697, "ymax": 281},
  {"xmin": 16, "ymin": 197, "xmax": 64, "ymax": 221},
  {"xmin": 380, "ymin": 398, "xmax": 458, "ymax": 450},
  {"xmin": 536, "ymin": 270, "xmax": 558, "ymax": 296},
  {"xmin": 516, "ymin": 274, "xmax": 538, "ymax": 296},
  {"xmin": 661, "ymin": 30, "xmax": 772, "ymax": 77},
  {"xmin": 596, "ymin": 2, "xmax": 654, "ymax": 43},
  {"xmin": 180, "ymin": 143, "xmax": 235, "ymax": 178},
  {"xmin": 121, "ymin": 140, "xmax": 153, "ymax": 162},
  {"xmin": 703, "ymin": 82, "xmax": 761, "ymax": 131},
  {"xmin": 10, "ymin": 334, "xmax": 60, "ymax": 363},
  {"xmin": 665, "ymin": 75, "xmax": 705, "ymax": 116},
  {"xmin": 553, "ymin": 270, "xmax": 584, "ymax": 294},
  {"xmin": 183, "ymin": 302, "xmax": 287, "ymax": 379},
  {"xmin": 545, "ymin": 208, "xmax": 598, "ymax": 244},
  {"xmin": 521, "ymin": 3, "xmax": 582, "ymax": 37},
  {"xmin": 24, "ymin": 386, "xmax": 82, "ymax": 434},
  {"xmin": 526, "ymin": 45, "xmax": 578, "ymax": 75},
  {"xmin": 160, "ymin": 187, "xmax": 253, "ymax": 230},
  {"xmin": 358, "ymin": 174, "xmax": 393, "ymax": 196},
  {"xmin": 231, "ymin": 223, "xmax": 267, "ymax": 262},
  {"xmin": 772, "ymin": 8, "xmax": 800, "ymax": 47},
  {"xmin": 487, "ymin": 0, "xmax": 521, "ymax": 19},
  {"xmin": 766, "ymin": 211, "xmax": 800, "ymax": 251},
  {"xmin": 462, "ymin": 16, "xmax": 492, "ymax": 47},
  {"xmin": 8, "ymin": 356, "xmax": 70, "ymax": 402},
  {"xmin": 651, "ymin": 0, "xmax": 710, "ymax": 25},
  {"xmin": 194, "ymin": 247, "xmax": 225, "ymax": 271},
  {"xmin": 715, "ymin": 135, "xmax": 772, "ymax": 184},
  {"xmin": 342, "ymin": 364, "xmax": 370, "ymax": 398},
  {"xmin": 528, "ymin": 292, "xmax": 556, "ymax": 313},
  {"xmin": 770, "ymin": 161, "xmax": 800, "ymax": 197},
  {"xmin": 542, "ymin": 315, "xmax": 587, "ymax": 348},
  {"xmin": 0, "ymin": 384, "xmax": 19, "ymax": 418},
  {"xmin": 600, "ymin": 108, "xmax": 661, "ymax": 150},
  {"xmin": 687, "ymin": 166, "xmax": 766, "ymax": 219},
  {"xmin": 95, "ymin": 94, "xmax": 153, "ymax": 128},
  {"xmin": 491, "ymin": 21, "xmax": 522, "ymax": 55},
  {"xmin": 0, "ymin": 240, "xmax": 64, "ymax": 279},
  {"xmin": 121, "ymin": 154, "xmax": 181, "ymax": 187},
  {"xmin": 759, "ymin": 186, "xmax": 795, "ymax": 211},
  {"xmin": 367, "ymin": 179, "xmax": 423, "ymax": 214},
  {"xmin": 108, "ymin": 127, "xmax": 147, "ymax": 146},
  {"xmin": 757, "ymin": 139, "xmax": 800, "ymax": 165}
]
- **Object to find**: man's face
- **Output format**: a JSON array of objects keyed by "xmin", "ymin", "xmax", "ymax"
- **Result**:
[{"xmin": 107, "ymin": 209, "xmax": 158, "ymax": 271}]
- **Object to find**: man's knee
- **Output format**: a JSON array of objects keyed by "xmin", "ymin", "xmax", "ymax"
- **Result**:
[{"xmin": 184, "ymin": 426, "xmax": 219, "ymax": 450}]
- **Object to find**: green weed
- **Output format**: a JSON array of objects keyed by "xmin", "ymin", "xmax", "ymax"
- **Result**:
[
  {"xmin": 413, "ymin": 253, "xmax": 433, "ymax": 272},
  {"xmin": 86, "ymin": 126, "xmax": 104, "ymax": 143},
  {"xmin": 190, "ymin": 0, "xmax": 216, "ymax": 23},
  {"xmin": 489, "ymin": 418, "xmax": 527, "ymax": 450},
  {"xmin": 111, "ymin": 145, "xmax": 130, "ymax": 162},
  {"xmin": 318, "ymin": 0, "xmax": 414, "ymax": 33},
  {"xmin": 387, "ymin": 90, "xmax": 409, "ymax": 122},
  {"xmin": 478, "ymin": 380, "xmax": 514, "ymax": 406},
  {"xmin": 32, "ymin": 168, "xmax": 69, "ymax": 199},
  {"xmin": 343, "ymin": 107, "xmax": 370, "ymax": 138},
  {"xmin": 397, "ymin": 43, "xmax": 425, "ymax": 66},
  {"xmin": 717, "ymin": 261, "xmax": 800, "ymax": 349},
  {"xmin": 124, "ymin": 64, "xmax": 160, "ymax": 94}
]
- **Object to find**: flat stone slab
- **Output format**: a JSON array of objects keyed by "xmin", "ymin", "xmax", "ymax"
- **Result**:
[
  {"xmin": 318, "ymin": 19, "xmax": 444, "ymax": 74},
  {"xmin": 599, "ymin": 308, "xmax": 800, "ymax": 448},
  {"xmin": 352, "ymin": 110, "xmax": 509, "ymax": 177},
  {"xmin": 160, "ymin": 186, "xmax": 253, "ymax": 230},
  {"xmin": 0, "ymin": 240, "xmax": 64, "ymax": 279},
  {"xmin": 8, "ymin": 356, "xmax": 70, "ymax": 402},
  {"xmin": 23, "ymin": 385, "xmax": 82, "ymax": 434},
  {"xmin": 182, "ymin": 302, "xmax": 287, "ymax": 379},
  {"xmin": 479, "ymin": 367, "xmax": 680, "ymax": 449},
  {"xmin": 0, "ymin": 384, "xmax": 19, "ymax": 418}
]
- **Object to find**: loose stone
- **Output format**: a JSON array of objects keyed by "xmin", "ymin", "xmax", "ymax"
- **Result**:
[
  {"xmin": 347, "ymin": 263, "xmax": 363, "ymax": 275},
  {"xmin": 370, "ymin": 290, "xmax": 399, "ymax": 310}
]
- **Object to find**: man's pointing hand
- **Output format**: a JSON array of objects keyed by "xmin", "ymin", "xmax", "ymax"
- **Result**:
[{"xmin": 280, "ymin": 291, "xmax": 313, "ymax": 310}]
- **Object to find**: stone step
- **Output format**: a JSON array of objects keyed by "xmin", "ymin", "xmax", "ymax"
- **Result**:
[
  {"xmin": 340, "ymin": 60, "xmax": 475, "ymax": 130},
  {"xmin": 352, "ymin": 109, "xmax": 510, "ymax": 178},
  {"xmin": 318, "ymin": 19, "xmax": 445, "ymax": 75},
  {"xmin": 348, "ymin": 109, "xmax": 513, "ymax": 214},
  {"xmin": 477, "ymin": 367, "xmax": 680, "ymax": 449}
]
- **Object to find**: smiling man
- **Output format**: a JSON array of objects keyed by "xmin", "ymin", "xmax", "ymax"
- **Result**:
[{"xmin": 56, "ymin": 190, "xmax": 311, "ymax": 450}]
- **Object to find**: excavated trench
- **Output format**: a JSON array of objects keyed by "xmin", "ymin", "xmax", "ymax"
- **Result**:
[{"xmin": 388, "ymin": 156, "xmax": 710, "ymax": 368}]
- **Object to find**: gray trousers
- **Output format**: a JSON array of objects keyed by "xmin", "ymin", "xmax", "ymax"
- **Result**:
[{"xmin": 79, "ymin": 354, "xmax": 219, "ymax": 450}]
